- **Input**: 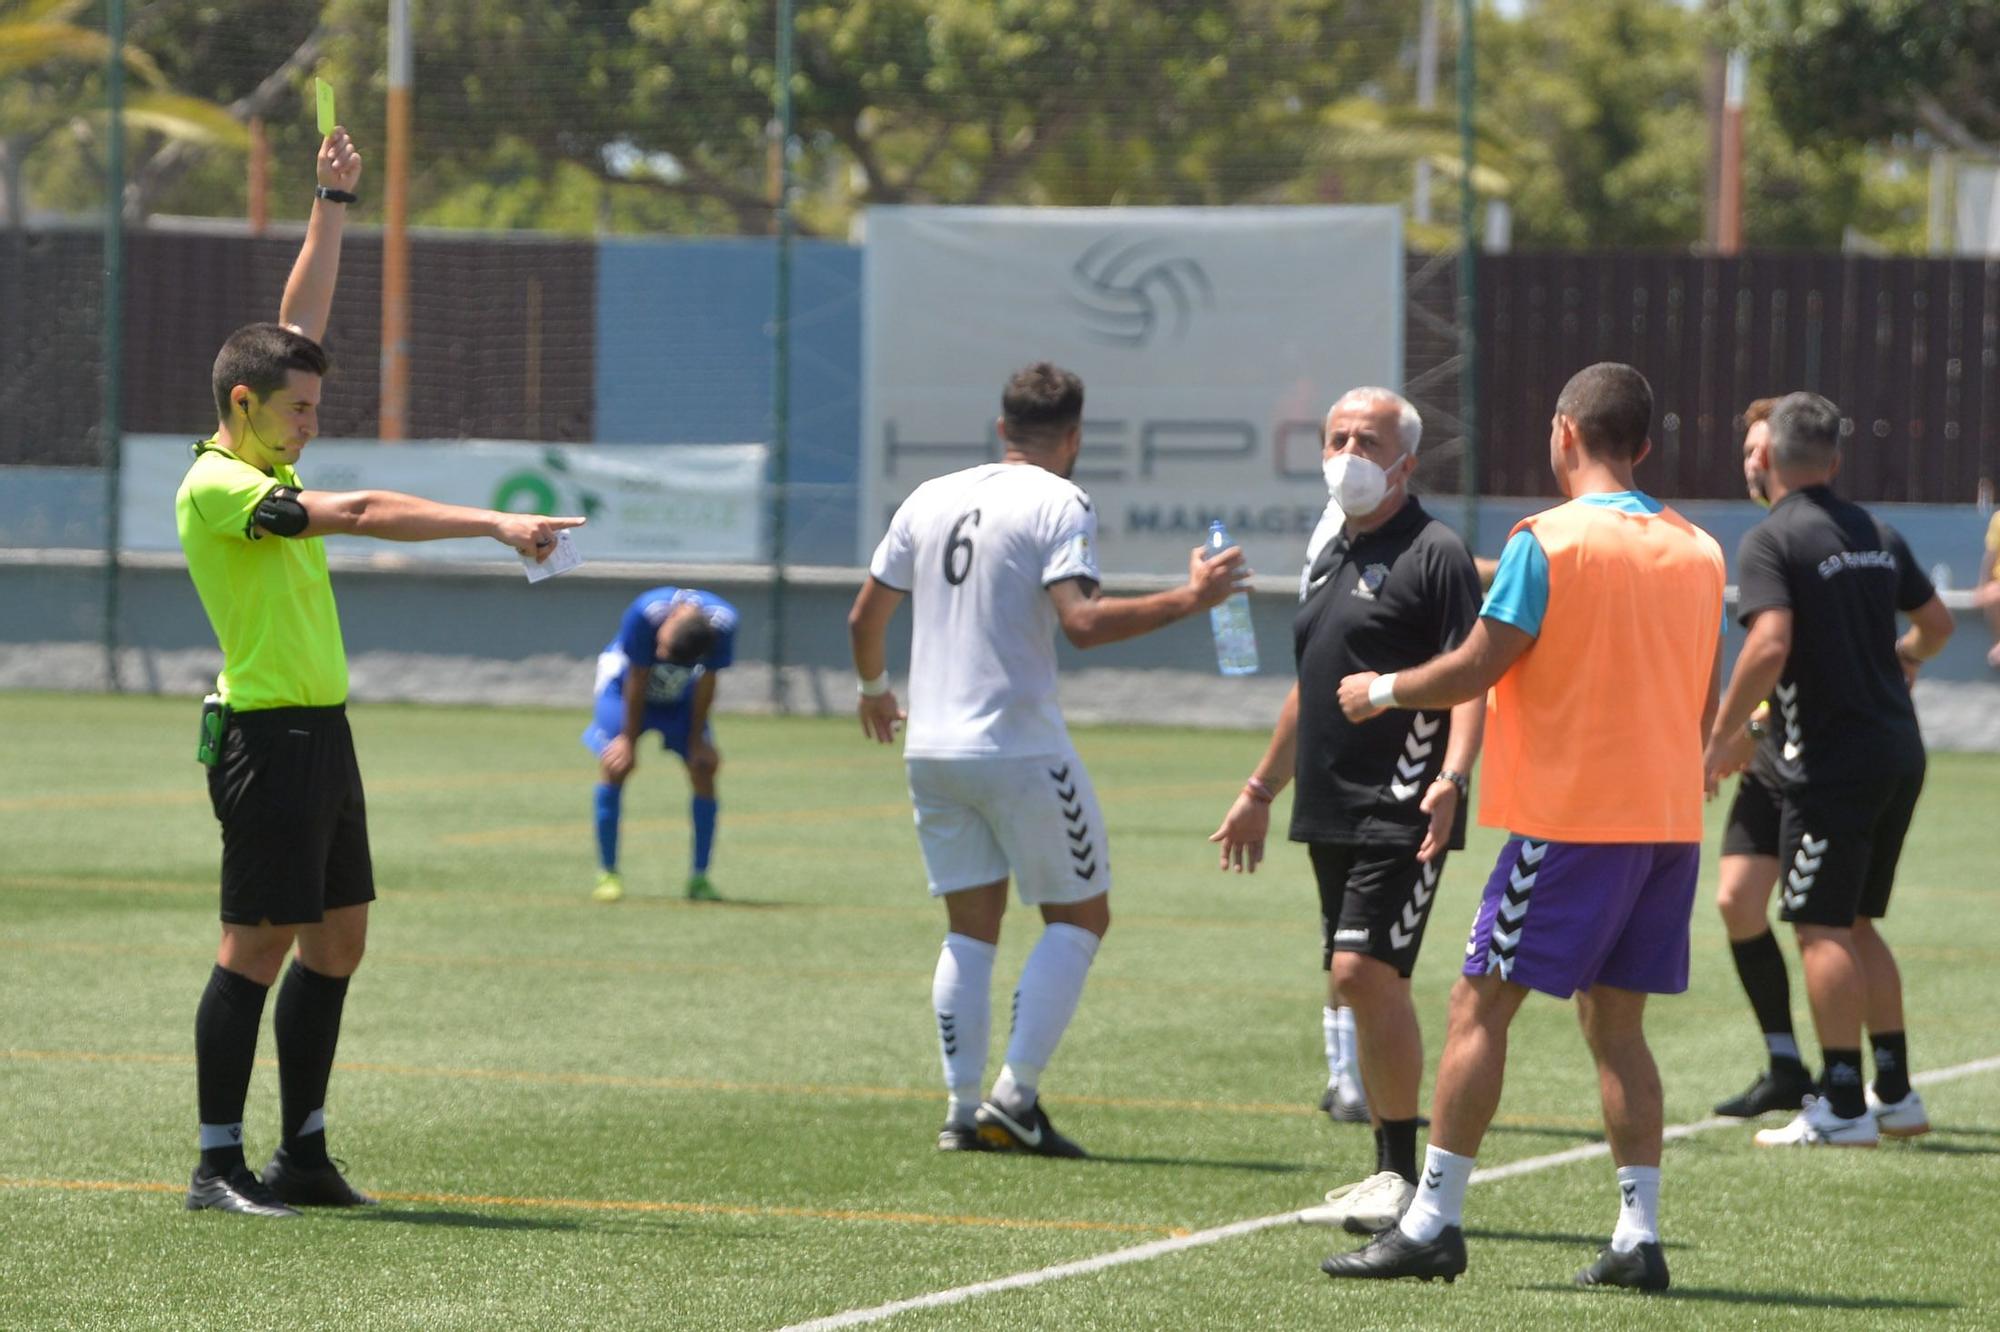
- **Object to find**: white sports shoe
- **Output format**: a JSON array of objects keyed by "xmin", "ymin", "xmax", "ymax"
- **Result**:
[
  {"xmin": 1319, "ymin": 1079, "xmax": 1370, "ymax": 1124},
  {"xmin": 1298, "ymin": 1170, "xmax": 1416, "ymax": 1234},
  {"xmin": 1754, "ymin": 1094, "xmax": 1879, "ymax": 1148},
  {"xmin": 1865, "ymin": 1086, "xmax": 1931, "ymax": 1138}
]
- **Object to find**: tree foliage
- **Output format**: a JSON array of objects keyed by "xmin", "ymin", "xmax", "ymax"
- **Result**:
[
  {"xmin": 1, "ymin": 0, "xmax": 1941, "ymax": 250},
  {"xmin": 1733, "ymin": 0, "xmax": 2000, "ymax": 153},
  {"xmin": 1483, "ymin": 0, "xmax": 1924, "ymax": 251}
]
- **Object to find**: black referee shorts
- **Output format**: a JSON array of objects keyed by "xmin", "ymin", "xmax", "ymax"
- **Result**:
[
  {"xmin": 1309, "ymin": 843, "xmax": 1446, "ymax": 979},
  {"xmin": 1776, "ymin": 768, "xmax": 1924, "ymax": 929},
  {"xmin": 207, "ymin": 705, "xmax": 375, "ymax": 926}
]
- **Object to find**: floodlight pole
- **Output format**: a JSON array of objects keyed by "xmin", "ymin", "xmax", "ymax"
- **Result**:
[
  {"xmin": 767, "ymin": 0, "xmax": 795, "ymax": 712},
  {"xmin": 1456, "ymin": 0, "xmax": 1478, "ymax": 551},
  {"xmin": 380, "ymin": 0, "xmax": 412, "ymax": 441},
  {"xmin": 100, "ymin": 0, "xmax": 128, "ymax": 692}
]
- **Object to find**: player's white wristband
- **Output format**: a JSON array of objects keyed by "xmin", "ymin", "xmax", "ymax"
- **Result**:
[
  {"xmin": 1367, "ymin": 673, "xmax": 1401, "ymax": 710},
  {"xmin": 857, "ymin": 672, "xmax": 891, "ymax": 698}
]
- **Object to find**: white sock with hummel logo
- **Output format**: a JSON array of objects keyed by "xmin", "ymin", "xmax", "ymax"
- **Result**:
[
  {"xmin": 1398, "ymin": 1144, "xmax": 1474, "ymax": 1242},
  {"xmin": 933, "ymin": 934, "xmax": 996, "ymax": 1128},
  {"xmin": 991, "ymin": 923, "xmax": 1100, "ymax": 1116},
  {"xmin": 1611, "ymin": 1165, "xmax": 1661, "ymax": 1252}
]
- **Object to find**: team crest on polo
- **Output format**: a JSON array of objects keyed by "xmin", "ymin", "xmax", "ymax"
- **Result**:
[{"xmin": 1352, "ymin": 563, "xmax": 1390, "ymax": 600}]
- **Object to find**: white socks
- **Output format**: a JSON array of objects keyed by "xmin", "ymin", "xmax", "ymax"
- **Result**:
[
  {"xmin": 1320, "ymin": 1000, "xmax": 1352, "ymax": 1088},
  {"xmin": 992, "ymin": 923, "xmax": 1101, "ymax": 1115},
  {"xmin": 1398, "ymin": 1145, "xmax": 1475, "ymax": 1242},
  {"xmin": 932, "ymin": 934, "xmax": 996, "ymax": 1128},
  {"xmin": 1611, "ymin": 1165, "xmax": 1661, "ymax": 1252}
]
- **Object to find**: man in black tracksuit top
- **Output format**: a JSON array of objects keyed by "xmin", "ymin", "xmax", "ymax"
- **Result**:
[
  {"xmin": 1703, "ymin": 391, "xmax": 1955, "ymax": 1148},
  {"xmin": 1211, "ymin": 387, "xmax": 1482, "ymax": 1232}
]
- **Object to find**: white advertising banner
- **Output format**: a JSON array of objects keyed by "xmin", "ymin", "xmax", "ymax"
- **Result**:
[
  {"xmin": 1956, "ymin": 163, "xmax": 2000, "ymax": 257},
  {"xmin": 120, "ymin": 437, "xmax": 767, "ymax": 562},
  {"xmin": 862, "ymin": 206, "xmax": 1402, "ymax": 575}
]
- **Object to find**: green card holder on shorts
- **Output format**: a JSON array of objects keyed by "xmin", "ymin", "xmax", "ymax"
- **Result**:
[{"xmin": 196, "ymin": 694, "xmax": 231, "ymax": 766}]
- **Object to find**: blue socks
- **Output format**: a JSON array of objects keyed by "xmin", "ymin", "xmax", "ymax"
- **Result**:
[
  {"xmin": 599, "ymin": 783, "xmax": 718, "ymax": 875},
  {"xmin": 691, "ymin": 796, "xmax": 718, "ymax": 873},
  {"xmin": 594, "ymin": 783, "xmax": 622, "ymax": 872}
]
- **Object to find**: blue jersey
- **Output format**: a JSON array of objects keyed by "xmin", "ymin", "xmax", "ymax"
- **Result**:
[{"xmin": 602, "ymin": 587, "xmax": 739, "ymax": 709}]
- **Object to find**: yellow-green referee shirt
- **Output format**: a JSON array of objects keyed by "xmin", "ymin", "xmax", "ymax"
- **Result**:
[{"xmin": 174, "ymin": 440, "xmax": 347, "ymax": 710}]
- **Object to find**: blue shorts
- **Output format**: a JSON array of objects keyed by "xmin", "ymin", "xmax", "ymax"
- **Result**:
[{"xmin": 582, "ymin": 696, "xmax": 708, "ymax": 759}]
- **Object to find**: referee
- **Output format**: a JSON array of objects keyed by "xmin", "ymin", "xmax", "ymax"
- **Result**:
[
  {"xmin": 1210, "ymin": 387, "xmax": 1483, "ymax": 1234},
  {"xmin": 1702, "ymin": 391, "xmax": 1954, "ymax": 1148},
  {"xmin": 176, "ymin": 129, "xmax": 581, "ymax": 1217}
]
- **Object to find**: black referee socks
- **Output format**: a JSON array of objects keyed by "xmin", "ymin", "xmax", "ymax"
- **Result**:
[
  {"xmin": 195, "ymin": 964, "xmax": 270, "ymax": 1173},
  {"xmin": 275, "ymin": 959, "xmax": 352, "ymax": 1166}
]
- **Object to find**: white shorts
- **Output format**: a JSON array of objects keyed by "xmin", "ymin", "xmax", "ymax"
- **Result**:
[{"xmin": 905, "ymin": 752, "xmax": 1111, "ymax": 904}]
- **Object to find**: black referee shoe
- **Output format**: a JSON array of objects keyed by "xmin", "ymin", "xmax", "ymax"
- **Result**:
[
  {"xmin": 185, "ymin": 1165, "xmax": 301, "ymax": 1218},
  {"xmin": 1320, "ymin": 1224, "xmax": 1466, "ymax": 1282},
  {"xmin": 262, "ymin": 1146, "xmax": 378, "ymax": 1207},
  {"xmin": 1574, "ymin": 1241, "xmax": 1670, "ymax": 1291}
]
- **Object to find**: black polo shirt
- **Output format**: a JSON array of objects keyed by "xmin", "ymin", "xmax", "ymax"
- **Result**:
[
  {"xmin": 1736, "ymin": 485, "xmax": 1932, "ymax": 787},
  {"xmin": 1290, "ymin": 497, "xmax": 1482, "ymax": 847}
]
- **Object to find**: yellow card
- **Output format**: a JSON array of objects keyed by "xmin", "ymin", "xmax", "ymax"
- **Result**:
[{"xmin": 315, "ymin": 78, "xmax": 336, "ymax": 136}]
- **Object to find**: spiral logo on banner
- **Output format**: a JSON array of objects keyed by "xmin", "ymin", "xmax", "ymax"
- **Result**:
[{"xmin": 1066, "ymin": 235, "xmax": 1214, "ymax": 348}]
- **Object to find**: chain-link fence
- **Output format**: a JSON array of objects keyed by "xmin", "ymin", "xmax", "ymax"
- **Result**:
[{"xmin": 3, "ymin": 2, "xmax": 1477, "ymax": 501}]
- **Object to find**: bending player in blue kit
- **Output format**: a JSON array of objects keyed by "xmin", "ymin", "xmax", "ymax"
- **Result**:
[{"xmin": 584, "ymin": 587, "xmax": 739, "ymax": 902}]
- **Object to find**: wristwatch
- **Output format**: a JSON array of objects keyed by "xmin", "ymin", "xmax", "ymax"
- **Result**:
[
  {"xmin": 1436, "ymin": 768, "xmax": 1469, "ymax": 798},
  {"xmin": 315, "ymin": 186, "xmax": 358, "ymax": 204},
  {"xmin": 1746, "ymin": 717, "xmax": 1768, "ymax": 739}
]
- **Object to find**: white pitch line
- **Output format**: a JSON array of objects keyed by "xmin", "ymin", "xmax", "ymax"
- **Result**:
[{"xmin": 776, "ymin": 1051, "xmax": 2000, "ymax": 1332}]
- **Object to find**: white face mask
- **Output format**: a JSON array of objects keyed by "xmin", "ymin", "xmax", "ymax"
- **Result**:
[{"xmin": 1323, "ymin": 452, "xmax": 1392, "ymax": 517}]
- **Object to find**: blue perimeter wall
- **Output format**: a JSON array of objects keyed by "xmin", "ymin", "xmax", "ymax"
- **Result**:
[{"xmin": 595, "ymin": 238, "xmax": 862, "ymax": 567}]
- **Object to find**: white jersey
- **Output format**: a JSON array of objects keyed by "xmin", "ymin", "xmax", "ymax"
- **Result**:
[{"xmin": 869, "ymin": 462, "xmax": 1099, "ymax": 759}]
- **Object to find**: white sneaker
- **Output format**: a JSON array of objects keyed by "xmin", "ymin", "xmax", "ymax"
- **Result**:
[
  {"xmin": 1319, "ymin": 1078, "xmax": 1369, "ymax": 1124},
  {"xmin": 1865, "ymin": 1086, "xmax": 1931, "ymax": 1138},
  {"xmin": 1298, "ymin": 1170, "xmax": 1416, "ymax": 1234},
  {"xmin": 1754, "ymin": 1094, "xmax": 1879, "ymax": 1148}
]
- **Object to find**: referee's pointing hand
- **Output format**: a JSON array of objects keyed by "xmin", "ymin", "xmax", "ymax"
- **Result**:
[{"xmin": 497, "ymin": 513, "xmax": 586, "ymax": 561}]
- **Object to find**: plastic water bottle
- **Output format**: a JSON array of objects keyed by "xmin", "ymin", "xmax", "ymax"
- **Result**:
[{"xmin": 1205, "ymin": 520, "xmax": 1259, "ymax": 676}]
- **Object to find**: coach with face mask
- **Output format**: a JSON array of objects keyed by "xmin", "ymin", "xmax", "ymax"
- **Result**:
[{"xmin": 1210, "ymin": 387, "xmax": 1485, "ymax": 1234}]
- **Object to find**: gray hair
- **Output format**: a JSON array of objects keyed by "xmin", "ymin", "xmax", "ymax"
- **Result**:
[
  {"xmin": 1334, "ymin": 387, "xmax": 1423, "ymax": 455},
  {"xmin": 1766, "ymin": 391, "xmax": 1843, "ymax": 469}
]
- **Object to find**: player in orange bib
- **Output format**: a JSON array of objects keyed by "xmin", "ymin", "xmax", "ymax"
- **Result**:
[{"xmin": 1320, "ymin": 363, "xmax": 1726, "ymax": 1292}]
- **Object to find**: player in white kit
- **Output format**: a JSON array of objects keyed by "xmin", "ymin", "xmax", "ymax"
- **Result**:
[{"xmin": 848, "ymin": 362, "xmax": 1247, "ymax": 1155}]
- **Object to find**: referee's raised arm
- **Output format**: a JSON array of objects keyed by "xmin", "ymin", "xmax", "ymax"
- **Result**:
[{"xmin": 279, "ymin": 128, "xmax": 363, "ymax": 343}]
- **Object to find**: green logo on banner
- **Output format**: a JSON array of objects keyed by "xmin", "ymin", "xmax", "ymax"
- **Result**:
[{"xmin": 492, "ymin": 449, "xmax": 602, "ymax": 518}]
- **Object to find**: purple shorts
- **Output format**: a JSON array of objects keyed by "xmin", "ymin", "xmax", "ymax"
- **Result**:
[{"xmin": 1460, "ymin": 837, "xmax": 1699, "ymax": 998}]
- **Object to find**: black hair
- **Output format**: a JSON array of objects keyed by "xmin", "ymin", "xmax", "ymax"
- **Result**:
[
  {"xmin": 212, "ymin": 322, "xmax": 329, "ymax": 420},
  {"xmin": 663, "ymin": 614, "xmax": 719, "ymax": 667},
  {"xmin": 1000, "ymin": 362, "xmax": 1085, "ymax": 447},
  {"xmin": 1555, "ymin": 362, "xmax": 1653, "ymax": 461}
]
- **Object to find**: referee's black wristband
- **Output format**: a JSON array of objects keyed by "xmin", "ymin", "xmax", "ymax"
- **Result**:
[{"xmin": 315, "ymin": 186, "xmax": 358, "ymax": 205}]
